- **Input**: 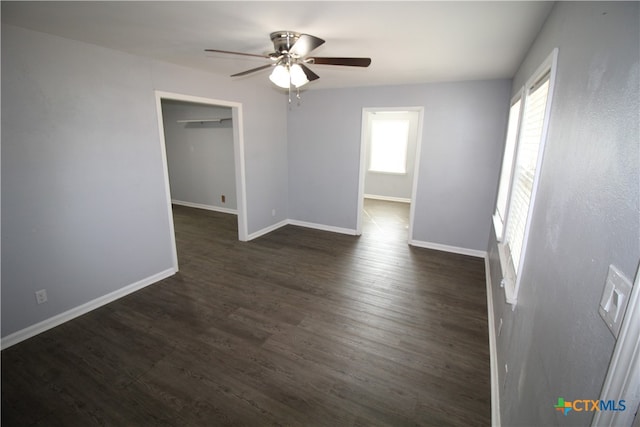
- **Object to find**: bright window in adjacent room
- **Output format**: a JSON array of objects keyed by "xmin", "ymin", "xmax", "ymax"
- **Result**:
[
  {"xmin": 369, "ymin": 118, "xmax": 410, "ymax": 174},
  {"xmin": 494, "ymin": 48, "xmax": 558, "ymax": 305}
]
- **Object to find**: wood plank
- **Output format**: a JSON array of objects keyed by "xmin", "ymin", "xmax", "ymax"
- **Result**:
[{"xmin": 2, "ymin": 200, "xmax": 491, "ymax": 425}]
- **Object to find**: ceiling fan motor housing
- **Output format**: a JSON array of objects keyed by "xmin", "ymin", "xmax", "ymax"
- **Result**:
[
  {"xmin": 206, "ymin": 31, "xmax": 370, "ymax": 83},
  {"xmin": 270, "ymin": 31, "xmax": 301, "ymax": 56}
]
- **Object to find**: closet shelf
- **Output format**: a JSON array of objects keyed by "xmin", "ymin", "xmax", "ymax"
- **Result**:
[{"xmin": 176, "ymin": 118, "xmax": 232, "ymax": 124}]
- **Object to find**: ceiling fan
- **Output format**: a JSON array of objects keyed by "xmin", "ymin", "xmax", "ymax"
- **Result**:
[{"xmin": 205, "ymin": 31, "xmax": 371, "ymax": 93}]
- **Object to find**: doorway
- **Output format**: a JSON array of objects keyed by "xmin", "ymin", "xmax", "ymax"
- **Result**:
[
  {"xmin": 155, "ymin": 91, "xmax": 248, "ymax": 271},
  {"xmin": 357, "ymin": 107, "xmax": 424, "ymax": 242},
  {"xmin": 161, "ymin": 100, "xmax": 237, "ymax": 213}
]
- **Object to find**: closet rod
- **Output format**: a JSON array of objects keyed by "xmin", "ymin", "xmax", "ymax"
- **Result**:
[{"xmin": 176, "ymin": 118, "xmax": 232, "ymax": 124}]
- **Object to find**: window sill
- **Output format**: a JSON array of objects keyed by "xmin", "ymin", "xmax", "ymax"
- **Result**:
[
  {"xmin": 497, "ymin": 242, "xmax": 518, "ymax": 307},
  {"xmin": 492, "ymin": 213, "xmax": 504, "ymax": 242},
  {"xmin": 367, "ymin": 170, "xmax": 408, "ymax": 176},
  {"xmin": 503, "ymin": 278, "xmax": 518, "ymax": 306}
]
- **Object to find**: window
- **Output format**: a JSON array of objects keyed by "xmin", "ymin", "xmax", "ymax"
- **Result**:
[
  {"xmin": 494, "ymin": 48, "xmax": 558, "ymax": 305},
  {"xmin": 493, "ymin": 97, "xmax": 522, "ymax": 240},
  {"xmin": 369, "ymin": 118, "xmax": 410, "ymax": 174}
]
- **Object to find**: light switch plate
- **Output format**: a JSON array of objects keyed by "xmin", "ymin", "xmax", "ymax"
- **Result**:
[{"xmin": 599, "ymin": 264, "xmax": 632, "ymax": 338}]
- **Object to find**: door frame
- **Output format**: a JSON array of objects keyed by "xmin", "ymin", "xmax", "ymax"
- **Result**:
[
  {"xmin": 154, "ymin": 91, "xmax": 248, "ymax": 270},
  {"xmin": 356, "ymin": 106, "xmax": 425, "ymax": 240},
  {"xmin": 592, "ymin": 263, "xmax": 640, "ymax": 426}
]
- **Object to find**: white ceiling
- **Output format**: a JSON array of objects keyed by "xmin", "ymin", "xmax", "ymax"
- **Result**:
[{"xmin": 2, "ymin": 1, "xmax": 554, "ymax": 90}]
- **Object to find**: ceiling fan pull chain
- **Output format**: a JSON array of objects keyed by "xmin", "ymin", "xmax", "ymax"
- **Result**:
[{"xmin": 296, "ymin": 87, "xmax": 302, "ymax": 106}]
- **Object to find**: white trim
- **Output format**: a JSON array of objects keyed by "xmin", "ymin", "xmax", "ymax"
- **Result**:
[
  {"xmin": 592, "ymin": 264, "xmax": 640, "ymax": 427},
  {"xmin": 510, "ymin": 47, "xmax": 558, "ymax": 303},
  {"xmin": 498, "ymin": 242, "xmax": 518, "ymax": 306},
  {"xmin": 172, "ymin": 199, "xmax": 238, "ymax": 215},
  {"xmin": 154, "ymin": 91, "xmax": 248, "ymax": 242},
  {"xmin": 357, "ymin": 111, "xmax": 368, "ymax": 235},
  {"xmin": 248, "ymin": 219, "xmax": 359, "ymax": 241},
  {"xmin": 357, "ymin": 107, "xmax": 425, "ymax": 240},
  {"xmin": 0, "ymin": 268, "xmax": 176, "ymax": 350},
  {"xmin": 155, "ymin": 93, "xmax": 179, "ymax": 271},
  {"xmin": 247, "ymin": 219, "xmax": 289, "ymax": 241},
  {"xmin": 232, "ymin": 105, "xmax": 249, "ymax": 242},
  {"xmin": 496, "ymin": 48, "xmax": 559, "ymax": 306},
  {"xmin": 367, "ymin": 170, "xmax": 408, "ymax": 176},
  {"xmin": 485, "ymin": 256, "xmax": 502, "ymax": 427},
  {"xmin": 409, "ymin": 239, "xmax": 487, "ymax": 258},
  {"xmin": 287, "ymin": 219, "xmax": 358, "ymax": 236},
  {"xmin": 364, "ymin": 194, "xmax": 411, "ymax": 203},
  {"xmin": 492, "ymin": 213, "xmax": 505, "ymax": 244},
  {"xmin": 408, "ymin": 108, "xmax": 425, "ymax": 243}
]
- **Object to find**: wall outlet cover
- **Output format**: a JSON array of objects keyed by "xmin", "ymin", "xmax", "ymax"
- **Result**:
[{"xmin": 35, "ymin": 289, "xmax": 48, "ymax": 305}]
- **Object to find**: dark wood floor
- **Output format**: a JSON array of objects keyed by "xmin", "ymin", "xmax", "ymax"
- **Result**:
[{"xmin": 2, "ymin": 199, "xmax": 491, "ymax": 426}]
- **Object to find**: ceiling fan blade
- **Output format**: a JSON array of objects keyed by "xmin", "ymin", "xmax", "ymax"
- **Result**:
[
  {"xmin": 308, "ymin": 57, "xmax": 372, "ymax": 67},
  {"xmin": 231, "ymin": 64, "xmax": 274, "ymax": 77},
  {"xmin": 299, "ymin": 63, "xmax": 320, "ymax": 82},
  {"xmin": 205, "ymin": 48, "xmax": 270, "ymax": 59},
  {"xmin": 289, "ymin": 34, "xmax": 325, "ymax": 57}
]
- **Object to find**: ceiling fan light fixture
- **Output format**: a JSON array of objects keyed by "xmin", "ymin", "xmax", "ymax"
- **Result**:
[
  {"xmin": 269, "ymin": 64, "xmax": 290, "ymax": 88},
  {"xmin": 207, "ymin": 30, "xmax": 372, "ymax": 97},
  {"xmin": 290, "ymin": 63, "xmax": 309, "ymax": 88}
]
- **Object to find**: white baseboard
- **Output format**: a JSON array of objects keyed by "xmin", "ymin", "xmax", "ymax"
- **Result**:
[
  {"xmin": 247, "ymin": 219, "xmax": 357, "ymax": 241},
  {"xmin": 287, "ymin": 219, "xmax": 358, "ymax": 236},
  {"xmin": 409, "ymin": 239, "xmax": 487, "ymax": 258},
  {"xmin": 247, "ymin": 219, "xmax": 289, "ymax": 241},
  {"xmin": 364, "ymin": 194, "xmax": 411, "ymax": 203},
  {"xmin": 0, "ymin": 268, "xmax": 176, "ymax": 350},
  {"xmin": 485, "ymin": 256, "xmax": 501, "ymax": 427},
  {"xmin": 172, "ymin": 199, "xmax": 238, "ymax": 215}
]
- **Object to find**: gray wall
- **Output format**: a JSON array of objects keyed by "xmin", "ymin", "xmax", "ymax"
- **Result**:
[
  {"xmin": 487, "ymin": 2, "xmax": 639, "ymax": 426},
  {"xmin": 1, "ymin": 24, "xmax": 288, "ymax": 338},
  {"xmin": 161, "ymin": 101, "xmax": 236, "ymax": 211},
  {"xmin": 288, "ymin": 80, "xmax": 511, "ymax": 251},
  {"xmin": 363, "ymin": 110, "xmax": 419, "ymax": 200}
]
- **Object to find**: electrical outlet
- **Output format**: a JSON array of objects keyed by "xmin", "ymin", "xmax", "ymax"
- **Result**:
[
  {"xmin": 35, "ymin": 289, "xmax": 48, "ymax": 305},
  {"xmin": 221, "ymin": 195, "xmax": 226, "ymax": 203}
]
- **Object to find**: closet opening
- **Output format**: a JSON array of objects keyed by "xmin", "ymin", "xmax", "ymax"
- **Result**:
[{"xmin": 155, "ymin": 91, "xmax": 248, "ymax": 270}]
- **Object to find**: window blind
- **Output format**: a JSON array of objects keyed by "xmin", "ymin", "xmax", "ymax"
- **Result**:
[
  {"xmin": 504, "ymin": 74, "xmax": 551, "ymax": 273},
  {"xmin": 495, "ymin": 99, "xmax": 522, "ymax": 234}
]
